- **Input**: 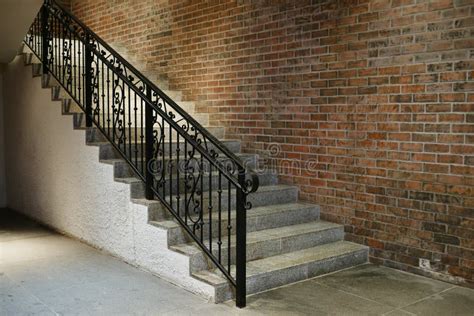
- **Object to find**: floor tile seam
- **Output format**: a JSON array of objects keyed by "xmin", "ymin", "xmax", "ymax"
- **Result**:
[
  {"xmin": 312, "ymin": 280, "xmax": 392, "ymax": 308},
  {"xmin": 397, "ymin": 285, "xmax": 458, "ymax": 312}
]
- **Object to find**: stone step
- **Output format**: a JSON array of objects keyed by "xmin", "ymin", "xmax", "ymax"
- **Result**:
[
  {"xmin": 52, "ymin": 84, "xmax": 190, "ymax": 111},
  {"xmin": 71, "ymin": 110, "xmax": 209, "ymax": 129},
  {"xmin": 170, "ymin": 221, "xmax": 343, "ymax": 272},
  {"xmin": 193, "ymin": 241, "xmax": 368, "ymax": 303},
  {"xmin": 87, "ymin": 139, "xmax": 242, "ymax": 160},
  {"xmin": 161, "ymin": 181, "xmax": 298, "ymax": 218},
  {"xmin": 85, "ymin": 125, "xmax": 225, "ymax": 143},
  {"xmin": 115, "ymin": 169, "xmax": 277, "ymax": 200},
  {"xmin": 132, "ymin": 184, "xmax": 299, "ymax": 225},
  {"xmin": 104, "ymin": 151, "xmax": 258, "ymax": 179},
  {"xmin": 22, "ymin": 48, "xmax": 173, "ymax": 94},
  {"xmin": 55, "ymin": 88, "xmax": 192, "ymax": 112},
  {"xmin": 151, "ymin": 202, "xmax": 320, "ymax": 245}
]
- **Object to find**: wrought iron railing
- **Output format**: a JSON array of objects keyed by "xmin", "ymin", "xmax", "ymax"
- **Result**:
[{"xmin": 24, "ymin": 0, "xmax": 258, "ymax": 307}]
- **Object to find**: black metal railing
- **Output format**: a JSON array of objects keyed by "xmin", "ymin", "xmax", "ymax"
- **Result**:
[{"xmin": 24, "ymin": 0, "xmax": 258, "ymax": 307}]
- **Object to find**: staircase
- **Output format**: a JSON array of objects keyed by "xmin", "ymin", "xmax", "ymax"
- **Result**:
[{"xmin": 18, "ymin": 0, "xmax": 368, "ymax": 307}]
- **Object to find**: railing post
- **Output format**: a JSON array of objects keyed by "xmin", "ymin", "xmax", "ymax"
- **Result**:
[
  {"xmin": 41, "ymin": 4, "xmax": 49, "ymax": 75},
  {"xmin": 84, "ymin": 32, "xmax": 93, "ymax": 127},
  {"xmin": 145, "ymin": 85, "xmax": 154, "ymax": 200},
  {"xmin": 235, "ymin": 167, "xmax": 247, "ymax": 308}
]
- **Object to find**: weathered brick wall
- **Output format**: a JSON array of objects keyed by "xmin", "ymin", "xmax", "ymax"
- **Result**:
[{"xmin": 71, "ymin": 0, "xmax": 474, "ymax": 286}]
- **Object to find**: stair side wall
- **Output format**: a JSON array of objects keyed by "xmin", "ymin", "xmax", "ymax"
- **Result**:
[
  {"xmin": 0, "ymin": 69, "xmax": 6, "ymax": 207},
  {"xmin": 3, "ymin": 55, "xmax": 216, "ymax": 300}
]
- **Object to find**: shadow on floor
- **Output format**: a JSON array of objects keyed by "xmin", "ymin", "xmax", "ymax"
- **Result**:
[{"xmin": 1, "ymin": 208, "xmax": 473, "ymax": 315}]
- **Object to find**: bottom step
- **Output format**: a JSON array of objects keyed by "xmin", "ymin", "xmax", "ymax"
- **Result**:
[{"xmin": 193, "ymin": 241, "xmax": 368, "ymax": 303}]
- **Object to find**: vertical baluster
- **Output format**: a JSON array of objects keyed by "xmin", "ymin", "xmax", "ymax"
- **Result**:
[
  {"xmin": 77, "ymin": 36, "xmax": 81, "ymax": 104},
  {"xmin": 54, "ymin": 15, "xmax": 58, "ymax": 76},
  {"xmin": 111, "ymin": 70, "xmax": 115, "ymax": 142},
  {"xmin": 84, "ymin": 32, "xmax": 92, "ymax": 128},
  {"xmin": 106, "ymin": 63, "xmax": 110, "ymax": 136},
  {"xmin": 169, "ymin": 122, "xmax": 173, "ymax": 208},
  {"xmin": 128, "ymin": 86, "xmax": 131, "ymax": 156},
  {"xmin": 184, "ymin": 141, "xmax": 188, "ymax": 226},
  {"xmin": 140, "ymin": 97, "xmax": 144, "ymax": 175},
  {"xmin": 73, "ymin": 30, "xmax": 76, "ymax": 99},
  {"xmin": 161, "ymin": 115, "xmax": 166, "ymax": 199},
  {"xmin": 60, "ymin": 19, "xmax": 64, "ymax": 83},
  {"xmin": 200, "ymin": 155, "xmax": 204, "ymax": 243},
  {"xmin": 134, "ymin": 92, "xmax": 138, "ymax": 169},
  {"xmin": 208, "ymin": 164, "xmax": 213, "ymax": 254},
  {"xmin": 101, "ymin": 60, "xmax": 105, "ymax": 130},
  {"xmin": 145, "ymin": 86, "xmax": 153, "ymax": 200},
  {"xmin": 218, "ymin": 173, "xmax": 222, "ymax": 263},
  {"xmin": 227, "ymin": 180, "xmax": 231, "ymax": 274},
  {"xmin": 176, "ymin": 133, "xmax": 180, "ymax": 217}
]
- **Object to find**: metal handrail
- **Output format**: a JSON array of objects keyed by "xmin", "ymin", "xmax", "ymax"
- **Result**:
[{"xmin": 23, "ymin": 0, "xmax": 259, "ymax": 307}]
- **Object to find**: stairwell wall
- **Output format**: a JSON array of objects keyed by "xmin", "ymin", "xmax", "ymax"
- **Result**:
[
  {"xmin": 0, "ymin": 66, "xmax": 6, "ymax": 207},
  {"xmin": 2, "ymin": 55, "xmax": 215, "ymax": 299},
  {"xmin": 70, "ymin": 0, "xmax": 474, "ymax": 286}
]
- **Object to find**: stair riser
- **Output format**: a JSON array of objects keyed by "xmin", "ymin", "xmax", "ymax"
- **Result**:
[
  {"xmin": 112, "ymin": 154, "xmax": 258, "ymax": 179},
  {"xmin": 85, "ymin": 124, "xmax": 223, "ymax": 143},
  {"xmin": 198, "ymin": 206, "xmax": 320, "ymax": 241},
  {"xmin": 152, "ymin": 187, "xmax": 299, "ymax": 245},
  {"xmin": 215, "ymin": 248, "xmax": 369, "ymax": 303},
  {"xmin": 95, "ymin": 141, "xmax": 241, "ymax": 160},
  {"xmin": 165, "ymin": 187, "xmax": 299, "ymax": 230},
  {"xmin": 129, "ymin": 171, "xmax": 276, "ymax": 200},
  {"xmin": 53, "ymin": 87, "xmax": 193, "ymax": 114},
  {"xmin": 72, "ymin": 111, "xmax": 209, "ymax": 129},
  {"xmin": 185, "ymin": 226, "xmax": 344, "ymax": 273},
  {"xmin": 22, "ymin": 48, "xmax": 170, "ymax": 88}
]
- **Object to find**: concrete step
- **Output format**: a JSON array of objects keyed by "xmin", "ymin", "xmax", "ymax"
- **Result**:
[
  {"xmin": 167, "ymin": 184, "xmax": 298, "ymax": 212},
  {"xmin": 170, "ymin": 221, "xmax": 344, "ymax": 272},
  {"xmin": 193, "ymin": 241, "xmax": 368, "ymax": 302},
  {"xmin": 132, "ymin": 184, "xmax": 299, "ymax": 224},
  {"xmin": 151, "ymin": 202, "xmax": 320, "ymax": 245},
  {"xmin": 104, "ymin": 152, "xmax": 259, "ymax": 179},
  {"xmin": 115, "ymin": 169, "xmax": 277, "ymax": 201},
  {"xmin": 56, "ymin": 86, "xmax": 196, "ymax": 114},
  {"xmin": 71, "ymin": 110, "xmax": 209, "ymax": 129},
  {"xmin": 87, "ymin": 139, "xmax": 242, "ymax": 160},
  {"xmin": 52, "ymin": 85, "xmax": 191, "ymax": 112}
]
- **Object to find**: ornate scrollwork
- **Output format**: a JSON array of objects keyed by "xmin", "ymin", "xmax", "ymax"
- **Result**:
[
  {"xmin": 184, "ymin": 155, "xmax": 204, "ymax": 232},
  {"xmin": 112, "ymin": 79, "xmax": 126, "ymax": 144}
]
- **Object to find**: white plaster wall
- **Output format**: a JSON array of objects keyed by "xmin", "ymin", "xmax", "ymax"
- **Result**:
[
  {"xmin": 0, "ymin": 68, "xmax": 6, "ymax": 207},
  {"xmin": 3, "ymin": 55, "xmax": 215, "ymax": 300}
]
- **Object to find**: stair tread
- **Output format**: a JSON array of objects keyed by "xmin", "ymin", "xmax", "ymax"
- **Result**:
[
  {"xmin": 150, "ymin": 202, "xmax": 316, "ymax": 230},
  {"xmin": 132, "ymin": 184, "xmax": 295, "ymax": 207},
  {"xmin": 114, "ymin": 168, "xmax": 276, "ymax": 185},
  {"xmin": 193, "ymin": 241, "xmax": 368, "ymax": 285},
  {"xmin": 88, "ymin": 139, "xmax": 240, "ymax": 146},
  {"xmin": 99, "ymin": 152, "xmax": 257, "ymax": 165},
  {"xmin": 171, "ymin": 220, "xmax": 342, "ymax": 256}
]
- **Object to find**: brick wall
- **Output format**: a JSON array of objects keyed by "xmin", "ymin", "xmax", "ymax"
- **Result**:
[{"xmin": 71, "ymin": 0, "xmax": 474, "ymax": 286}]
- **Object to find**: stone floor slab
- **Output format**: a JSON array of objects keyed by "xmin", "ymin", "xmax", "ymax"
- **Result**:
[
  {"xmin": 314, "ymin": 264, "xmax": 454, "ymax": 308},
  {"xmin": 402, "ymin": 286, "xmax": 474, "ymax": 316},
  {"xmin": 2, "ymin": 208, "xmax": 473, "ymax": 315}
]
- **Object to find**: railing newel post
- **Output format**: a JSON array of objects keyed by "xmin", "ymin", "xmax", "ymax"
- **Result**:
[
  {"xmin": 235, "ymin": 167, "xmax": 247, "ymax": 308},
  {"xmin": 145, "ymin": 85, "xmax": 154, "ymax": 200},
  {"xmin": 84, "ymin": 31, "xmax": 93, "ymax": 128}
]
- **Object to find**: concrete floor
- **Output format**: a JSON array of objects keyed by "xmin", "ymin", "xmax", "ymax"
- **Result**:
[{"xmin": 1, "ymin": 209, "xmax": 474, "ymax": 316}]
